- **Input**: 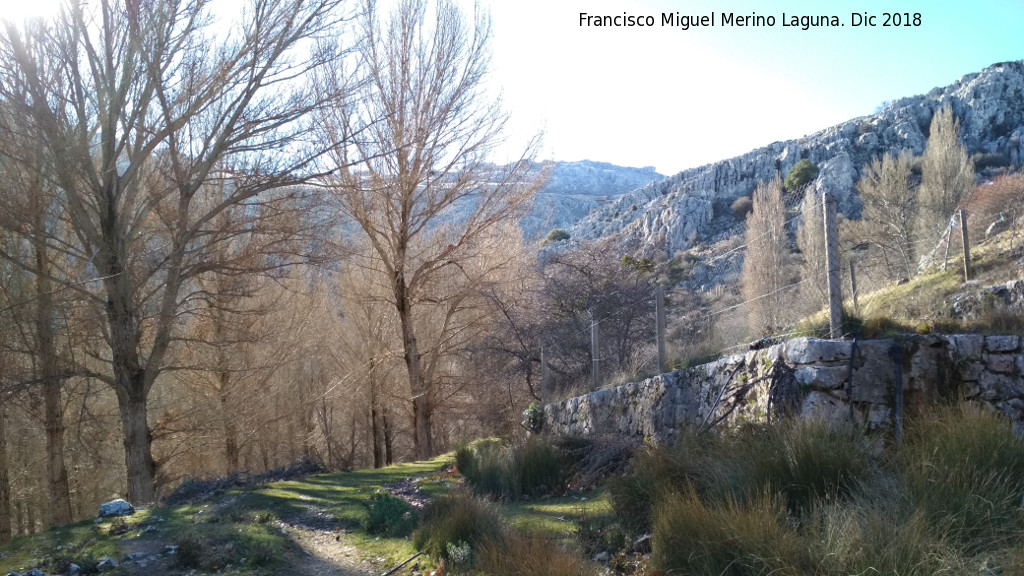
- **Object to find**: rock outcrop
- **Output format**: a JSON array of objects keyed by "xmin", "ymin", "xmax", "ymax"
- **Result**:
[
  {"xmin": 522, "ymin": 160, "xmax": 664, "ymax": 240},
  {"xmin": 566, "ymin": 61, "xmax": 1024, "ymax": 255}
]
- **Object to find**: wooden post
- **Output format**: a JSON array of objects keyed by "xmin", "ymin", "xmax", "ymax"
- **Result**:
[
  {"xmin": 655, "ymin": 285, "xmax": 667, "ymax": 373},
  {"xmin": 942, "ymin": 218, "xmax": 953, "ymax": 272},
  {"xmin": 960, "ymin": 209, "xmax": 971, "ymax": 281},
  {"xmin": 849, "ymin": 260, "xmax": 859, "ymax": 314},
  {"xmin": 590, "ymin": 309, "xmax": 600, "ymax": 391},
  {"xmin": 823, "ymin": 191, "xmax": 843, "ymax": 339}
]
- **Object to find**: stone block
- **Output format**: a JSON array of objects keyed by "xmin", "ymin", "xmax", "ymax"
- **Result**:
[
  {"xmin": 866, "ymin": 405, "xmax": 891, "ymax": 430},
  {"xmin": 948, "ymin": 334, "xmax": 983, "ymax": 360},
  {"xmin": 785, "ymin": 338, "xmax": 853, "ymax": 364},
  {"xmin": 986, "ymin": 354, "xmax": 1019, "ymax": 374},
  {"xmin": 794, "ymin": 365, "xmax": 848, "ymax": 391},
  {"xmin": 800, "ymin": 391, "xmax": 850, "ymax": 426},
  {"xmin": 978, "ymin": 371, "xmax": 1024, "ymax": 401},
  {"xmin": 956, "ymin": 360, "xmax": 985, "ymax": 381},
  {"xmin": 985, "ymin": 335, "xmax": 1019, "ymax": 353}
]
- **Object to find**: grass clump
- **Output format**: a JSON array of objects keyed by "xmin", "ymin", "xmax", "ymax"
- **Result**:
[
  {"xmin": 364, "ymin": 491, "xmax": 417, "ymax": 537},
  {"xmin": 413, "ymin": 492, "xmax": 506, "ymax": 563},
  {"xmin": 652, "ymin": 488, "xmax": 808, "ymax": 576},
  {"xmin": 173, "ymin": 523, "xmax": 284, "ymax": 570},
  {"xmin": 611, "ymin": 419, "xmax": 872, "ymax": 534},
  {"xmin": 456, "ymin": 438, "xmax": 570, "ymax": 500},
  {"xmin": 476, "ymin": 532, "xmax": 591, "ymax": 576},
  {"xmin": 900, "ymin": 403, "xmax": 1024, "ymax": 553}
]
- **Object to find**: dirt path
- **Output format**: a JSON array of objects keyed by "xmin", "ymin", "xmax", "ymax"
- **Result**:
[{"xmin": 278, "ymin": 524, "xmax": 377, "ymax": 576}]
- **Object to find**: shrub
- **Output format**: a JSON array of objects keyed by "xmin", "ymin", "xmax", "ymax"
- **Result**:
[
  {"xmin": 413, "ymin": 492, "xmax": 505, "ymax": 562},
  {"xmin": 972, "ymin": 151, "xmax": 1010, "ymax": 170},
  {"xmin": 784, "ymin": 158, "xmax": 819, "ymax": 193},
  {"xmin": 808, "ymin": 500, "xmax": 948, "ymax": 576},
  {"xmin": 652, "ymin": 489, "xmax": 809, "ymax": 576},
  {"xmin": 900, "ymin": 404, "xmax": 1024, "ymax": 553},
  {"xmin": 458, "ymin": 438, "xmax": 569, "ymax": 500},
  {"xmin": 476, "ymin": 532, "xmax": 591, "ymax": 576},
  {"xmin": 737, "ymin": 418, "xmax": 872, "ymax": 513},
  {"xmin": 540, "ymin": 228, "xmax": 570, "ymax": 246},
  {"xmin": 730, "ymin": 196, "xmax": 753, "ymax": 219},
  {"xmin": 364, "ymin": 491, "xmax": 417, "ymax": 537},
  {"xmin": 612, "ymin": 419, "xmax": 872, "ymax": 534}
]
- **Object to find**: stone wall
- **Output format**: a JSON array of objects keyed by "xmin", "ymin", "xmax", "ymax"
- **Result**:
[{"xmin": 542, "ymin": 335, "xmax": 1024, "ymax": 443}]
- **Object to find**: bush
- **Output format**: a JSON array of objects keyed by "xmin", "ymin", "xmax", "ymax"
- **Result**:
[
  {"xmin": 784, "ymin": 158, "xmax": 819, "ymax": 193},
  {"xmin": 364, "ymin": 491, "xmax": 417, "ymax": 537},
  {"xmin": 730, "ymin": 196, "xmax": 753, "ymax": 219},
  {"xmin": 972, "ymin": 152, "xmax": 1010, "ymax": 170},
  {"xmin": 737, "ymin": 418, "xmax": 872, "ymax": 513},
  {"xmin": 413, "ymin": 492, "xmax": 505, "ymax": 562},
  {"xmin": 457, "ymin": 438, "xmax": 569, "ymax": 500},
  {"xmin": 540, "ymin": 228, "xmax": 570, "ymax": 246},
  {"xmin": 652, "ymin": 489, "xmax": 809, "ymax": 576},
  {"xmin": 900, "ymin": 404, "xmax": 1024, "ymax": 552},
  {"xmin": 476, "ymin": 532, "xmax": 591, "ymax": 576},
  {"xmin": 808, "ymin": 500, "xmax": 948, "ymax": 575}
]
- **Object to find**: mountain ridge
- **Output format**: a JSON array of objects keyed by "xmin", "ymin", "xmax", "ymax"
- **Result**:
[{"xmin": 562, "ymin": 60, "xmax": 1024, "ymax": 256}]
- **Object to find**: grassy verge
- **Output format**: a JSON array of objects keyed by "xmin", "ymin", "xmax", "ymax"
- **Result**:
[{"xmin": 0, "ymin": 455, "xmax": 455, "ymax": 575}]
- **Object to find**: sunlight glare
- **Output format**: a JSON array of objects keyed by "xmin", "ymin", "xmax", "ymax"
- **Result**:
[{"xmin": 0, "ymin": 0, "xmax": 61, "ymax": 22}]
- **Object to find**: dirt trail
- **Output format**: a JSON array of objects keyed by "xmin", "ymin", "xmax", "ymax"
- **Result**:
[{"xmin": 278, "ymin": 525, "xmax": 377, "ymax": 576}]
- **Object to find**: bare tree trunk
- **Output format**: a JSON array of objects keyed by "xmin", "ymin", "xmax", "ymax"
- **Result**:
[
  {"xmin": 25, "ymin": 492, "xmax": 36, "ymax": 535},
  {"xmin": 220, "ymin": 381, "xmax": 239, "ymax": 475},
  {"xmin": 0, "ymin": 405, "xmax": 12, "ymax": 544},
  {"xmin": 37, "ymin": 280, "xmax": 72, "ymax": 525},
  {"xmin": 370, "ymin": 389, "xmax": 384, "ymax": 469},
  {"xmin": 395, "ymin": 278, "xmax": 432, "ymax": 460},
  {"xmin": 114, "ymin": 382, "xmax": 156, "ymax": 505},
  {"xmin": 383, "ymin": 407, "xmax": 394, "ymax": 466},
  {"xmin": 43, "ymin": 379, "xmax": 71, "ymax": 526}
]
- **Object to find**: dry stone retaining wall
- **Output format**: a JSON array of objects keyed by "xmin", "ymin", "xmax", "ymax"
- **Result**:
[{"xmin": 542, "ymin": 335, "xmax": 1024, "ymax": 442}]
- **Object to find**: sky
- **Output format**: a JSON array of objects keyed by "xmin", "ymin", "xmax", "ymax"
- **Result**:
[
  {"xmin": 1, "ymin": 0, "xmax": 1021, "ymax": 177},
  {"xmin": 479, "ymin": 0, "xmax": 1024, "ymax": 175}
]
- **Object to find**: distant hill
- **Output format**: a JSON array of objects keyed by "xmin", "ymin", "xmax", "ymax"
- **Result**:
[
  {"xmin": 521, "ymin": 160, "xmax": 664, "ymax": 240},
  {"xmin": 564, "ymin": 61, "xmax": 1024, "ymax": 255}
]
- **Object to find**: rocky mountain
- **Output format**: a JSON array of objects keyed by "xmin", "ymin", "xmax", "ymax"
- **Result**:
[
  {"xmin": 564, "ymin": 60, "xmax": 1024, "ymax": 256},
  {"xmin": 521, "ymin": 160, "xmax": 664, "ymax": 239}
]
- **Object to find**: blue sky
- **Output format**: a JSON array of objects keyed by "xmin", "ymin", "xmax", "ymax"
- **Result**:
[
  {"xmin": 3, "ymin": 0, "xmax": 1020, "ymax": 176},
  {"xmin": 482, "ymin": 0, "xmax": 1024, "ymax": 175}
]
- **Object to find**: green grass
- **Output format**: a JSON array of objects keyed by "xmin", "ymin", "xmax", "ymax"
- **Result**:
[
  {"xmin": 500, "ymin": 487, "xmax": 612, "ymax": 537},
  {"xmin": 0, "ymin": 456, "xmax": 455, "ymax": 576}
]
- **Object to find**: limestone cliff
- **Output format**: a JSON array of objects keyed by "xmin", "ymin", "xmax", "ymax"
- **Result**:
[{"xmin": 566, "ymin": 61, "xmax": 1024, "ymax": 256}]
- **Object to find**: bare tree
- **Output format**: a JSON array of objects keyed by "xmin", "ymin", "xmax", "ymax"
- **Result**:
[
  {"xmin": 741, "ymin": 175, "xmax": 792, "ymax": 337},
  {"xmin": 0, "ymin": 0, "xmax": 352, "ymax": 503},
  {"xmin": 322, "ymin": 0, "xmax": 537, "ymax": 459},
  {"xmin": 537, "ymin": 239, "xmax": 658, "ymax": 394},
  {"xmin": 919, "ymin": 105, "xmax": 975, "ymax": 247},
  {"xmin": 854, "ymin": 152, "xmax": 916, "ymax": 280},
  {"xmin": 796, "ymin": 185, "xmax": 827, "ymax": 311}
]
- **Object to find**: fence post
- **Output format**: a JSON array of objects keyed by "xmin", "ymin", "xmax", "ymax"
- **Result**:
[
  {"xmin": 942, "ymin": 218, "xmax": 953, "ymax": 272},
  {"xmin": 590, "ymin": 309, "xmax": 600, "ymax": 391},
  {"xmin": 849, "ymin": 260, "xmax": 859, "ymax": 314},
  {"xmin": 960, "ymin": 209, "xmax": 971, "ymax": 281},
  {"xmin": 656, "ymin": 285, "xmax": 667, "ymax": 373},
  {"xmin": 823, "ymin": 191, "xmax": 843, "ymax": 339}
]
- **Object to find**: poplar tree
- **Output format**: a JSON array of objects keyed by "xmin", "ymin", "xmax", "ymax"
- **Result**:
[{"xmin": 741, "ymin": 176, "xmax": 791, "ymax": 337}]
